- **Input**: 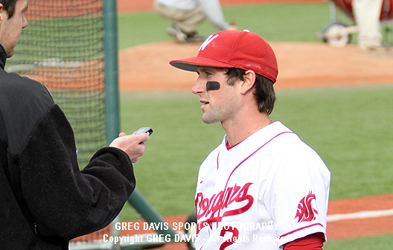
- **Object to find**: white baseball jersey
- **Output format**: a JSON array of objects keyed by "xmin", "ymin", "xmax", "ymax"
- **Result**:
[{"xmin": 194, "ymin": 121, "xmax": 331, "ymax": 250}]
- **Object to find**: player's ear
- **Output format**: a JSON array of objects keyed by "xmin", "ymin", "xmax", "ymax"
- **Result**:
[
  {"xmin": 239, "ymin": 70, "xmax": 256, "ymax": 95},
  {"xmin": 0, "ymin": 4, "xmax": 4, "ymax": 23}
]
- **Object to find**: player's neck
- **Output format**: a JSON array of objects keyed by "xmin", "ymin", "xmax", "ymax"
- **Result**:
[{"xmin": 223, "ymin": 111, "xmax": 271, "ymax": 148}]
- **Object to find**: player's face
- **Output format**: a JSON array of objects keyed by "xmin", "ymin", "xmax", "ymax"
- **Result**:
[
  {"xmin": 0, "ymin": 0, "xmax": 28, "ymax": 58},
  {"xmin": 193, "ymin": 66, "xmax": 241, "ymax": 125}
]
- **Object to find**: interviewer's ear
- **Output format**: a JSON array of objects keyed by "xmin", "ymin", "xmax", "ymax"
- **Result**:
[
  {"xmin": 0, "ymin": 4, "xmax": 4, "ymax": 23},
  {"xmin": 240, "ymin": 70, "xmax": 256, "ymax": 95}
]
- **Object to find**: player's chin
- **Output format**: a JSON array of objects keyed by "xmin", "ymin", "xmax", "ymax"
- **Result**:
[{"xmin": 201, "ymin": 114, "xmax": 219, "ymax": 124}]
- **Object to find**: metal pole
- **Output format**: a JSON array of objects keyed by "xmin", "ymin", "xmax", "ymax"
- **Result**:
[
  {"xmin": 102, "ymin": 0, "xmax": 177, "ymax": 247},
  {"xmin": 103, "ymin": 0, "xmax": 121, "ymax": 249},
  {"xmin": 128, "ymin": 189, "xmax": 178, "ymax": 240},
  {"xmin": 103, "ymin": 0, "xmax": 120, "ymax": 144},
  {"xmin": 330, "ymin": 1, "xmax": 337, "ymax": 22}
]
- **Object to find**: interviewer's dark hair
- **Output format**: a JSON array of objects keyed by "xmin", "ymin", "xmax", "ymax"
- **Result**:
[
  {"xmin": 226, "ymin": 68, "xmax": 276, "ymax": 115},
  {"xmin": 0, "ymin": 0, "xmax": 17, "ymax": 19}
]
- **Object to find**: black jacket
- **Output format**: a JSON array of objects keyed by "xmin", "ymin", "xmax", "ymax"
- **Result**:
[{"xmin": 0, "ymin": 44, "xmax": 136, "ymax": 249}]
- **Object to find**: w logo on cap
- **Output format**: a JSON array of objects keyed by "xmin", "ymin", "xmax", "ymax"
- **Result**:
[{"xmin": 199, "ymin": 34, "xmax": 219, "ymax": 51}]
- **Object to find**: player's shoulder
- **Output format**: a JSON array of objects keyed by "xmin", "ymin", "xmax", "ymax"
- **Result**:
[
  {"xmin": 264, "ymin": 122, "xmax": 325, "ymax": 162},
  {"xmin": 257, "ymin": 121, "xmax": 300, "ymax": 148},
  {"xmin": 266, "ymin": 122, "xmax": 307, "ymax": 146}
]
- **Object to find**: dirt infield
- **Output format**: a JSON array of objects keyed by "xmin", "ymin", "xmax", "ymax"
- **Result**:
[
  {"xmin": 117, "ymin": 0, "xmax": 393, "ymax": 92},
  {"xmin": 118, "ymin": 41, "xmax": 393, "ymax": 92}
]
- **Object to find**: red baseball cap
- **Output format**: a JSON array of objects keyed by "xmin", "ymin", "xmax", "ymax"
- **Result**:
[{"xmin": 170, "ymin": 30, "xmax": 278, "ymax": 83}]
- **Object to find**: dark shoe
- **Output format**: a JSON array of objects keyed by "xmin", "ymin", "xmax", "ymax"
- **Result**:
[
  {"xmin": 185, "ymin": 32, "xmax": 205, "ymax": 43},
  {"xmin": 167, "ymin": 24, "xmax": 188, "ymax": 43}
]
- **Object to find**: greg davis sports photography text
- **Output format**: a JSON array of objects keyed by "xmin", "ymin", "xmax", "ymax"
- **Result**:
[{"xmin": 103, "ymin": 221, "xmax": 279, "ymax": 245}]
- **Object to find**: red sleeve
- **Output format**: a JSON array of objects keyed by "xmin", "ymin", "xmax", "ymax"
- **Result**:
[{"xmin": 283, "ymin": 233, "xmax": 325, "ymax": 250}]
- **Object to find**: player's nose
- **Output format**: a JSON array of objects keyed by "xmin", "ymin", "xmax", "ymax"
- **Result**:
[{"xmin": 192, "ymin": 78, "xmax": 205, "ymax": 95}]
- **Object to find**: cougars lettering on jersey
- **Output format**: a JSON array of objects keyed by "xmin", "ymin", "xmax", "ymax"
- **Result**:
[
  {"xmin": 194, "ymin": 122, "xmax": 331, "ymax": 250},
  {"xmin": 195, "ymin": 182, "xmax": 254, "ymax": 233}
]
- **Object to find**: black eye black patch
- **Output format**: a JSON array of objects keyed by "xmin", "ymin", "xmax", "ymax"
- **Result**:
[{"xmin": 206, "ymin": 81, "xmax": 220, "ymax": 91}]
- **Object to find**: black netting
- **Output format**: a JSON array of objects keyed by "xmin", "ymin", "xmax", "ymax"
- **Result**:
[{"xmin": 6, "ymin": 0, "xmax": 107, "ymax": 167}]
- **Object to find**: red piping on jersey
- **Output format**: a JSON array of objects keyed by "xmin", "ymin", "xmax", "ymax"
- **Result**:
[
  {"xmin": 279, "ymin": 223, "xmax": 324, "ymax": 239},
  {"xmin": 196, "ymin": 131, "xmax": 294, "ymax": 234},
  {"xmin": 217, "ymin": 152, "xmax": 220, "ymax": 170},
  {"xmin": 219, "ymin": 131, "xmax": 294, "ymax": 189}
]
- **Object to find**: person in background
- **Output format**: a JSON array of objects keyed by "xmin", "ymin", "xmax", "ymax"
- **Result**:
[
  {"xmin": 0, "ymin": 0, "xmax": 150, "ymax": 248},
  {"xmin": 352, "ymin": 0, "xmax": 386, "ymax": 50},
  {"xmin": 154, "ymin": 0, "xmax": 234, "ymax": 43}
]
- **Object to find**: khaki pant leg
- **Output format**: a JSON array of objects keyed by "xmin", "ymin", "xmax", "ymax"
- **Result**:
[
  {"xmin": 352, "ymin": 0, "xmax": 383, "ymax": 48},
  {"xmin": 154, "ymin": 2, "xmax": 205, "ymax": 33}
]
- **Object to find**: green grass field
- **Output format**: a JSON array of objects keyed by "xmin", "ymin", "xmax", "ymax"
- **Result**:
[
  {"xmin": 118, "ymin": 2, "xmax": 341, "ymax": 49},
  {"xmin": 324, "ymin": 232, "xmax": 393, "ymax": 249},
  {"xmin": 115, "ymin": 2, "xmax": 393, "ymax": 249}
]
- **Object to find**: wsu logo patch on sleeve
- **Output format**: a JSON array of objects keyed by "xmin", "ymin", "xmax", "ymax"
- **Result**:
[{"xmin": 295, "ymin": 191, "xmax": 319, "ymax": 223}]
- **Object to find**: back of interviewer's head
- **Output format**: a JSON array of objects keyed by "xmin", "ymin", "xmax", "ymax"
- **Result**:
[{"xmin": 0, "ymin": 0, "xmax": 18, "ymax": 18}]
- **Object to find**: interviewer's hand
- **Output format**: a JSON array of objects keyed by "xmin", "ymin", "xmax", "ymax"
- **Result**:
[{"xmin": 109, "ymin": 132, "xmax": 150, "ymax": 163}]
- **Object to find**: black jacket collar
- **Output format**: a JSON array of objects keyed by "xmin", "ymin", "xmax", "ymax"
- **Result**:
[{"xmin": 0, "ymin": 44, "xmax": 7, "ymax": 70}]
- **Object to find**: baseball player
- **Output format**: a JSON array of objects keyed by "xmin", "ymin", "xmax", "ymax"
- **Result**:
[
  {"xmin": 154, "ymin": 0, "xmax": 232, "ymax": 43},
  {"xmin": 352, "ymin": 0, "xmax": 384, "ymax": 50},
  {"xmin": 170, "ymin": 30, "xmax": 331, "ymax": 249}
]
